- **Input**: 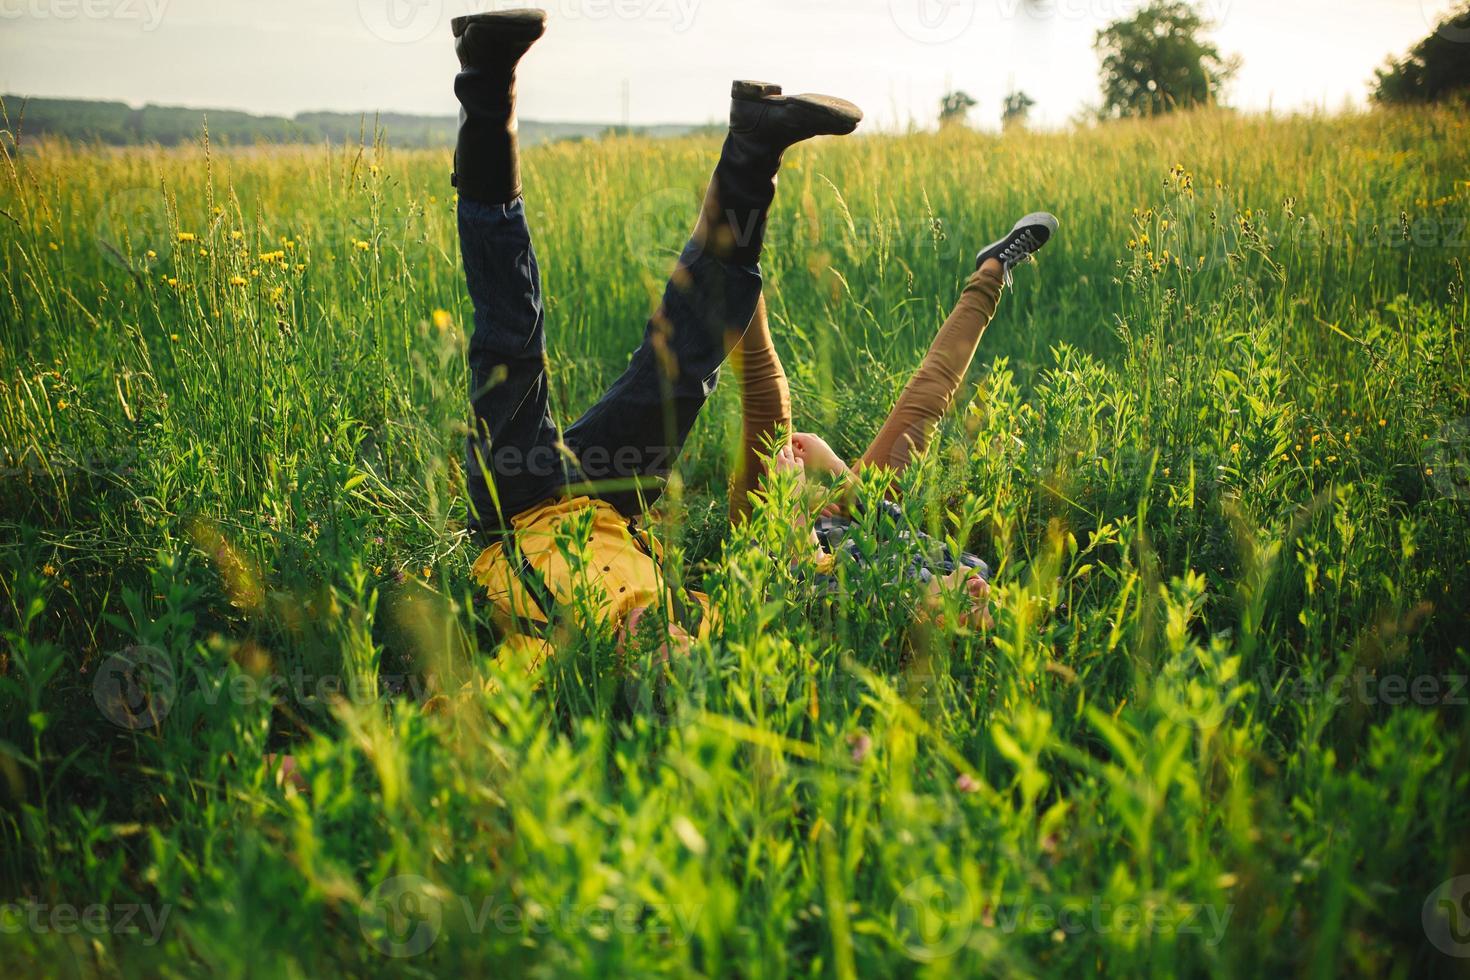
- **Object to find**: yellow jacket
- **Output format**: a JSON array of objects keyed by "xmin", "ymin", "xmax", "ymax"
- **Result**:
[{"xmin": 471, "ymin": 496, "xmax": 710, "ymax": 669}]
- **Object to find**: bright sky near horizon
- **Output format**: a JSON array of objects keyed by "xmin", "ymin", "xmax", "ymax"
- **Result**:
[{"xmin": 0, "ymin": 0, "xmax": 1458, "ymax": 130}]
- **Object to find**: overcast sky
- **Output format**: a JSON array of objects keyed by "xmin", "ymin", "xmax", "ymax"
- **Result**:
[{"xmin": 0, "ymin": 0, "xmax": 1455, "ymax": 130}]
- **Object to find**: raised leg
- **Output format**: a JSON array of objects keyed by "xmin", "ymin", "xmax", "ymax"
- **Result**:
[
  {"xmin": 728, "ymin": 295, "xmax": 792, "ymax": 522},
  {"xmin": 460, "ymin": 198, "xmax": 571, "ymax": 534},
  {"xmin": 563, "ymin": 81, "xmax": 862, "ymax": 517},
  {"xmin": 452, "ymin": 10, "xmax": 573, "ymax": 535},
  {"xmin": 857, "ymin": 212, "xmax": 1057, "ymax": 476},
  {"xmin": 856, "ymin": 264, "xmax": 1005, "ymax": 475}
]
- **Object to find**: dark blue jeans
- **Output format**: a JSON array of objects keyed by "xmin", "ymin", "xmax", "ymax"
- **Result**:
[{"xmin": 460, "ymin": 196, "xmax": 762, "ymax": 535}]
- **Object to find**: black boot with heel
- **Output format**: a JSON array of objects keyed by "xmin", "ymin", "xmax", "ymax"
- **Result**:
[{"xmin": 450, "ymin": 9, "xmax": 548, "ymax": 205}]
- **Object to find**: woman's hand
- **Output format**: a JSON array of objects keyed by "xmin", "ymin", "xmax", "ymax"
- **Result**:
[
  {"xmin": 792, "ymin": 432, "xmax": 850, "ymax": 479},
  {"xmin": 770, "ymin": 441, "xmax": 806, "ymax": 479}
]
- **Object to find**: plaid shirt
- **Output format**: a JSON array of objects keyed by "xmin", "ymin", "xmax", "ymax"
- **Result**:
[{"xmin": 811, "ymin": 499, "xmax": 990, "ymax": 587}]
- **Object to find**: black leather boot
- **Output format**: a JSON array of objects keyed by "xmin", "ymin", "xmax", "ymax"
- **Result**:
[
  {"xmin": 450, "ymin": 9, "xmax": 547, "ymax": 204},
  {"xmin": 698, "ymin": 80, "xmax": 863, "ymax": 264}
]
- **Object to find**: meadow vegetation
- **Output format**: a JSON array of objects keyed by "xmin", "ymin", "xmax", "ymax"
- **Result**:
[{"xmin": 1, "ymin": 106, "xmax": 1468, "ymax": 976}]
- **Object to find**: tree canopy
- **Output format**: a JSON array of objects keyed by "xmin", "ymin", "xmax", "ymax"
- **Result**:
[
  {"xmin": 1002, "ymin": 90, "xmax": 1037, "ymax": 129},
  {"xmin": 1373, "ymin": 2, "xmax": 1470, "ymax": 105},
  {"xmin": 939, "ymin": 90, "xmax": 978, "ymax": 128},
  {"xmin": 1094, "ymin": 0, "xmax": 1239, "ymax": 118}
]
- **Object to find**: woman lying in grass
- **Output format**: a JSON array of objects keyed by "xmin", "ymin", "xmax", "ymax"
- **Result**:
[{"xmin": 728, "ymin": 213, "xmax": 1058, "ymax": 635}]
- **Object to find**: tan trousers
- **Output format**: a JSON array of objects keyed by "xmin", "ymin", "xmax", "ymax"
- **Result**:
[{"xmin": 729, "ymin": 266, "xmax": 1004, "ymax": 521}]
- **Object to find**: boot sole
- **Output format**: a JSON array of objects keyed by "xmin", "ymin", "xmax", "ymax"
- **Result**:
[
  {"xmin": 783, "ymin": 94, "xmax": 864, "ymax": 136},
  {"xmin": 731, "ymin": 81, "xmax": 864, "ymax": 136},
  {"xmin": 452, "ymin": 9, "xmax": 547, "ymax": 40}
]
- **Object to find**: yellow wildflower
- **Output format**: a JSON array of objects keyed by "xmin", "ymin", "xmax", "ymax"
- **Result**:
[
  {"xmin": 229, "ymin": 275, "xmax": 248, "ymax": 286},
  {"xmin": 432, "ymin": 309, "xmax": 453, "ymax": 332},
  {"xmin": 177, "ymin": 232, "xmax": 197, "ymax": 243},
  {"xmin": 355, "ymin": 240, "xmax": 370, "ymax": 251}
]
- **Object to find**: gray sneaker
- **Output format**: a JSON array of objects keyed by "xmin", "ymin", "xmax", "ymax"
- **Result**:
[{"xmin": 975, "ymin": 212, "xmax": 1058, "ymax": 284}]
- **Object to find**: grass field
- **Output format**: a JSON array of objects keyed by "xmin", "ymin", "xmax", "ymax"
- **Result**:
[{"xmin": 2, "ymin": 105, "xmax": 1469, "ymax": 977}]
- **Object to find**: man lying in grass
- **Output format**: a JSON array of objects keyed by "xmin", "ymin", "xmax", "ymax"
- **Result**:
[
  {"xmin": 451, "ymin": 10, "xmax": 861, "ymax": 661},
  {"xmin": 451, "ymin": 10, "xmax": 1053, "ymax": 663}
]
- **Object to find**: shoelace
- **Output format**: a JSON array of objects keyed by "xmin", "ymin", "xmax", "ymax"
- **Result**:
[
  {"xmin": 993, "ymin": 229, "xmax": 1040, "ymax": 286},
  {"xmin": 998, "ymin": 229, "xmax": 1039, "ymax": 267}
]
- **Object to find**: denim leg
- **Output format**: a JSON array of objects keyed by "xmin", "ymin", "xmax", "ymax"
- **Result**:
[
  {"xmin": 459, "ymin": 196, "xmax": 573, "ymax": 534},
  {"xmin": 563, "ymin": 238, "xmax": 762, "ymax": 515}
]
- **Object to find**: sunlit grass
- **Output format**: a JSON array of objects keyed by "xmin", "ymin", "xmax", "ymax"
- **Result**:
[{"xmin": 1, "ymin": 105, "xmax": 1468, "ymax": 976}]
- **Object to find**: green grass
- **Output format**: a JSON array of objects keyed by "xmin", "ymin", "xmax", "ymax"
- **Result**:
[{"xmin": 1, "ymin": 105, "xmax": 1468, "ymax": 977}]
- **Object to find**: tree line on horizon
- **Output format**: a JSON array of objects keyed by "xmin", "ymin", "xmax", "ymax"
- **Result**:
[
  {"xmin": 0, "ymin": 96, "xmax": 705, "ymax": 150},
  {"xmin": 943, "ymin": 0, "xmax": 1469, "ymax": 130},
  {"xmin": 5, "ymin": 1, "xmax": 1468, "ymax": 148}
]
